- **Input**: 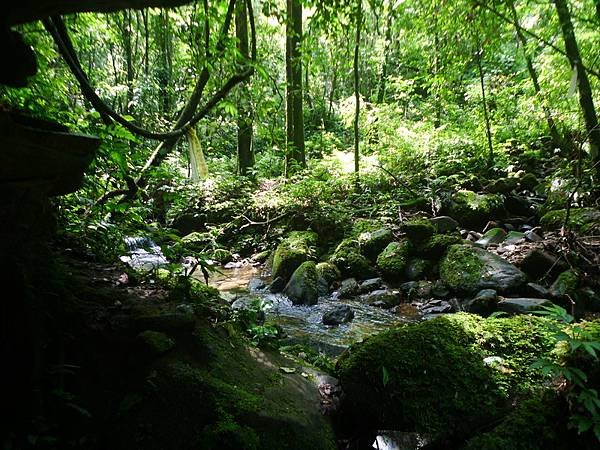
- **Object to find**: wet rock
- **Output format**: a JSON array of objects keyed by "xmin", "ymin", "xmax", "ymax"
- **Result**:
[
  {"xmin": 497, "ymin": 298, "xmax": 552, "ymax": 314},
  {"xmin": 358, "ymin": 277, "xmax": 384, "ymax": 294},
  {"xmin": 464, "ymin": 289, "xmax": 497, "ymax": 316},
  {"xmin": 440, "ymin": 244, "xmax": 526, "ymax": 295},
  {"xmin": 429, "ymin": 216, "xmax": 459, "ymax": 233},
  {"xmin": 248, "ymin": 278, "xmax": 266, "ymax": 291},
  {"xmin": 268, "ymin": 276, "xmax": 286, "ymax": 293},
  {"xmin": 358, "ymin": 228, "xmax": 394, "ymax": 260},
  {"xmin": 419, "ymin": 299, "xmax": 454, "ymax": 315},
  {"xmin": 323, "ymin": 305, "xmax": 354, "ymax": 326},
  {"xmin": 503, "ymin": 231, "xmax": 526, "ymax": 245},
  {"xmin": 284, "ymin": 261, "xmax": 319, "ymax": 306},
  {"xmin": 272, "ymin": 231, "xmax": 318, "ymax": 281},
  {"xmin": 474, "ymin": 228, "xmax": 507, "ymax": 248},
  {"xmin": 400, "ymin": 280, "xmax": 434, "ymax": 300},
  {"xmin": 519, "ymin": 249, "xmax": 564, "ymax": 279},
  {"xmin": 376, "ymin": 241, "xmax": 410, "ymax": 281},
  {"xmin": 525, "ymin": 283, "xmax": 551, "ymax": 298},
  {"xmin": 524, "ymin": 230, "xmax": 543, "ymax": 242},
  {"xmin": 338, "ymin": 278, "xmax": 359, "ymax": 299},
  {"xmin": 361, "ymin": 289, "xmax": 401, "ymax": 308}
]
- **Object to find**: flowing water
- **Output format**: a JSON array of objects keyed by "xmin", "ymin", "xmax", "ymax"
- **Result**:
[{"xmin": 205, "ymin": 262, "xmax": 420, "ymax": 356}]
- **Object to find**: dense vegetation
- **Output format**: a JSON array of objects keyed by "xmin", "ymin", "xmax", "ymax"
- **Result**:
[{"xmin": 2, "ymin": 0, "xmax": 600, "ymax": 448}]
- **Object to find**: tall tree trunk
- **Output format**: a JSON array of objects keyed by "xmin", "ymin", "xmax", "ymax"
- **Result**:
[
  {"xmin": 121, "ymin": 10, "xmax": 134, "ymax": 115},
  {"xmin": 235, "ymin": 0, "xmax": 253, "ymax": 176},
  {"xmin": 507, "ymin": 0, "xmax": 562, "ymax": 148},
  {"xmin": 553, "ymin": 0, "xmax": 600, "ymax": 173},
  {"xmin": 142, "ymin": 9, "xmax": 149, "ymax": 76},
  {"xmin": 156, "ymin": 9, "xmax": 172, "ymax": 113},
  {"xmin": 353, "ymin": 0, "xmax": 362, "ymax": 184},
  {"xmin": 376, "ymin": 2, "xmax": 393, "ymax": 104},
  {"xmin": 285, "ymin": 0, "xmax": 305, "ymax": 176},
  {"xmin": 475, "ymin": 41, "xmax": 494, "ymax": 166},
  {"xmin": 433, "ymin": 2, "xmax": 441, "ymax": 128}
]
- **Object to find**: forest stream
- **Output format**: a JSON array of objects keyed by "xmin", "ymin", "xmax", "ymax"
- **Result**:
[{"xmin": 204, "ymin": 262, "xmax": 419, "ymax": 356}]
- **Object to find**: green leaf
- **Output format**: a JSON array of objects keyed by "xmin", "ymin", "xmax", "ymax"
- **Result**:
[{"xmin": 382, "ymin": 366, "xmax": 391, "ymax": 387}]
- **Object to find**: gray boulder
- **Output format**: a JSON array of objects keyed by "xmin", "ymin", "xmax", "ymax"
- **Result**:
[
  {"xmin": 338, "ymin": 278, "xmax": 359, "ymax": 299},
  {"xmin": 361, "ymin": 289, "xmax": 401, "ymax": 308},
  {"xmin": 429, "ymin": 216, "xmax": 459, "ymax": 233},
  {"xmin": 464, "ymin": 289, "xmax": 497, "ymax": 316},
  {"xmin": 358, "ymin": 277, "xmax": 384, "ymax": 294},
  {"xmin": 323, "ymin": 305, "xmax": 354, "ymax": 326},
  {"xmin": 497, "ymin": 298, "xmax": 552, "ymax": 314}
]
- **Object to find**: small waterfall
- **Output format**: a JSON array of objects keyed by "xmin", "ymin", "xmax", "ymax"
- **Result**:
[{"xmin": 120, "ymin": 236, "xmax": 168, "ymax": 270}]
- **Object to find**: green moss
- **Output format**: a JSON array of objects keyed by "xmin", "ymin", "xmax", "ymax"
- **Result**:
[
  {"xmin": 412, "ymin": 232, "xmax": 462, "ymax": 258},
  {"xmin": 401, "ymin": 218, "xmax": 435, "ymax": 242},
  {"xmin": 284, "ymin": 261, "xmax": 319, "ymax": 305},
  {"xmin": 138, "ymin": 330, "xmax": 176, "ymax": 355},
  {"xmin": 540, "ymin": 207, "xmax": 600, "ymax": 234},
  {"xmin": 336, "ymin": 313, "xmax": 558, "ymax": 442},
  {"xmin": 449, "ymin": 190, "xmax": 506, "ymax": 227},
  {"xmin": 212, "ymin": 248, "xmax": 233, "ymax": 264},
  {"xmin": 316, "ymin": 262, "xmax": 341, "ymax": 285},
  {"xmin": 440, "ymin": 244, "xmax": 483, "ymax": 292},
  {"xmin": 272, "ymin": 231, "xmax": 318, "ymax": 281},
  {"xmin": 551, "ymin": 269, "xmax": 580, "ymax": 298},
  {"xmin": 336, "ymin": 315, "xmax": 506, "ymax": 439},
  {"xmin": 358, "ymin": 228, "xmax": 394, "ymax": 260},
  {"xmin": 376, "ymin": 241, "xmax": 410, "ymax": 280},
  {"xmin": 351, "ymin": 218, "xmax": 384, "ymax": 237},
  {"xmin": 461, "ymin": 395, "xmax": 569, "ymax": 450},
  {"xmin": 330, "ymin": 238, "xmax": 372, "ymax": 279}
]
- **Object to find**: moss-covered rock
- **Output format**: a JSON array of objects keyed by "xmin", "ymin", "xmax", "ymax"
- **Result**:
[
  {"xmin": 271, "ymin": 231, "xmax": 318, "ymax": 281},
  {"xmin": 336, "ymin": 314, "xmax": 557, "ymax": 443},
  {"xmin": 315, "ymin": 262, "xmax": 341, "ymax": 295},
  {"xmin": 440, "ymin": 244, "xmax": 526, "ymax": 295},
  {"xmin": 283, "ymin": 261, "xmax": 319, "ymax": 305},
  {"xmin": 445, "ymin": 190, "xmax": 506, "ymax": 228},
  {"xmin": 137, "ymin": 330, "xmax": 176, "ymax": 355},
  {"xmin": 212, "ymin": 248, "xmax": 233, "ymax": 264},
  {"xmin": 330, "ymin": 238, "xmax": 373, "ymax": 279},
  {"xmin": 474, "ymin": 227, "xmax": 507, "ymax": 248},
  {"xmin": 401, "ymin": 218, "xmax": 435, "ymax": 243},
  {"xmin": 411, "ymin": 232, "xmax": 462, "ymax": 258},
  {"xmin": 550, "ymin": 269, "xmax": 580, "ymax": 299},
  {"xmin": 376, "ymin": 241, "xmax": 410, "ymax": 280},
  {"xmin": 358, "ymin": 228, "xmax": 394, "ymax": 260},
  {"xmin": 461, "ymin": 395, "xmax": 571, "ymax": 450},
  {"xmin": 540, "ymin": 207, "xmax": 600, "ymax": 235},
  {"xmin": 485, "ymin": 177, "xmax": 518, "ymax": 194},
  {"xmin": 404, "ymin": 257, "xmax": 431, "ymax": 281}
]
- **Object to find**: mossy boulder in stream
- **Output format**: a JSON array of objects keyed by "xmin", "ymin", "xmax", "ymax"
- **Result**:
[
  {"xmin": 440, "ymin": 244, "xmax": 526, "ymax": 295},
  {"xmin": 329, "ymin": 238, "xmax": 373, "ymax": 279},
  {"xmin": 401, "ymin": 218, "xmax": 435, "ymax": 242},
  {"xmin": 376, "ymin": 241, "xmax": 410, "ymax": 280},
  {"xmin": 271, "ymin": 231, "xmax": 318, "ymax": 281},
  {"xmin": 284, "ymin": 261, "xmax": 319, "ymax": 306},
  {"xmin": 336, "ymin": 313, "xmax": 557, "ymax": 444}
]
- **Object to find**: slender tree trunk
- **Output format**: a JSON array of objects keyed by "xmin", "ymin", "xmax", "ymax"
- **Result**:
[
  {"xmin": 353, "ymin": 0, "xmax": 362, "ymax": 184},
  {"xmin": 433, "ymin": 5, "xmax": 441, "ymax": 128},
  {"xmin": 596, "ymin": 0, "xmax": 600, "ymax": 23},
  {"xmin": 156, "ymin": 9, "xmax": 172, "ymax": 113},
  {"xmin": 235, "ymin": 0, "xmax": 253, "ymax": 176},
  {"xmin": 142, "ymin": 9, "xmax": 149, "ymax": 76},
  {"xmin": 285, "ymin": 0, "xmax": 305, "ymax": 176},
  {"xmin": 475, "ymin": 41, "xmax": 494, "ymax": 165},
  {"xmin": 507, "ymin": 0, "xmax": 562, "ymax": 148},
  {"xmin": 121, "ymin": 10, "xmax": 134, "ymax": 115},
  {"xmin": 553, "ymin": 0, "xmax": 600, "ymax": 173},
  {"xmin": 376, "ymin": 3, "xmax": 393, "ymax": 104}
]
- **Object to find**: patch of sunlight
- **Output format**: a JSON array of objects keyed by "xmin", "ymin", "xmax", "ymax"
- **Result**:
[{"xmin": 328, "ymin": 150, "xmax": 380, "ymax": 174}]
